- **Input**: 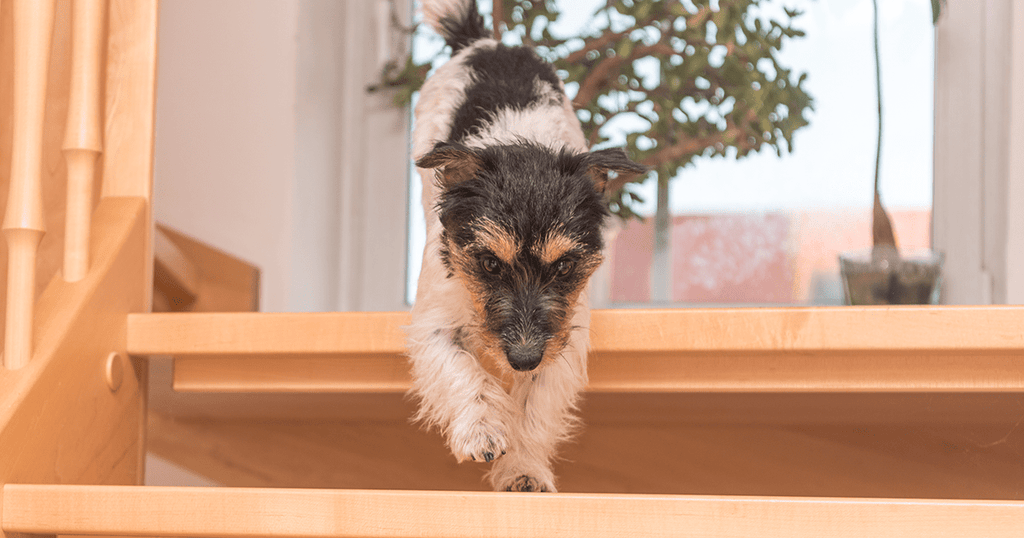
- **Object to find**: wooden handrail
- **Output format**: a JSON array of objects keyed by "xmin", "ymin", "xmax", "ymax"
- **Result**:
[
  {"xmin": 128, "ymin": 307, "xmax": 1024, "ymax": 393},
  {"xmin": 63, "ymin": 0, "xmax": 108, "ymax": 282},
  {"xmin": 4, "ymin": 484, "xmax": 1023, "ymax": 538},
  {"xmin": 3, "ymin": 0, "xmax": 57, "ymax": 370}
]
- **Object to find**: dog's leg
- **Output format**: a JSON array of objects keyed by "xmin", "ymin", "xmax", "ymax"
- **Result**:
[
  {"xmin": 487, "ymin": 309, "xmax": 590, "ymax": 492},
  {"xmin": 408, "ymin": 325, "xmax": 515, "ymax": 464}
]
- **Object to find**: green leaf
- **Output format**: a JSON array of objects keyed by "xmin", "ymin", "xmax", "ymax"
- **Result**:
[
  {"xmin": 616, "ymin": 38, "xmax": 634, "ymax": 58},
  {"xmin": 634, "ymin": 0, "xmax": 653, "ymax": 22},
  {"xmin": 931, "ymin": 0, "xmax": 943, "ymax": 24}
]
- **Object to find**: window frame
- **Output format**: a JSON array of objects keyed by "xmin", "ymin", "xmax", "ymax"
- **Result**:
[
  {"xmin": 356, "ymin": 0, "xmax": 1024, "ymax": 308},
  {"xmin": 933, "ymin": 0, "xmax": 1024, "ymax": 305},
  {"xmin": 336, "ymin": 0, "xmax": 412, "ymax": 312}
]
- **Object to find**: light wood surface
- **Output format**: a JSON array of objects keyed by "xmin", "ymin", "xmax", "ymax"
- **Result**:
[
  {"xmin": 0, "ymin": 4, "xmax": 155, "ymax": 536},
  {"xmin": 0, "ymin": 0, "xmax": 156, "ymax": 348},
  {"xmin": 131, "ymin": 307, "xmax": 1024, "ymax": 354},
  {"xmin": 149, "ymin": 386, "xmax": 1024, "ymax": 425},
  {"xmin": 126, "ymin": 307, "xmax": 1024, "ymax": 392},
  {"xmin": 0, "ymin": 0, "xmax": 91, "ymax": 353},
  {"xmin": 62, "ymin": 0, "xmax": 107, "ymax": 282},
  {"xmin": 63, "ymin": 0, "xmax": 105, "ymax": 154},
  {"xmin": 5, "ymin": 484, "xmax": 1024, "ymax": 538},
  {"xmin": 153, "ymin": 224, "xmax": 260, "ymax": 313},
  {"xmin": 4, "ymin": 0, "xmax": 55, "ymax": 235},
  {"xmin": 153, "ymin": 226, "xmax": 200, "ymax": 311},
  {"xmin": 0, "ymin": 199, "xmax": 147, "ymax": 531},
  {"xmin": 3, "ymin": 0, "xmax": 56, "ymax": 369},
  {"xmin": 2, "ymin": 231, "xmax": 41, "ymax": 369},
  {"xmin": 146, "ymin": 408, "xmax": 1024, "ymax": 499},
  {"xmin": 99, "ymin": 0, "xmax": 158, "ymax": 309},
  {"xmin": 99, "ymin": 0, "xmax": 156, "ymax": 201},
  {"xmin": 63, "ymin": 149, "xmax": 98, "ymax": 281}
]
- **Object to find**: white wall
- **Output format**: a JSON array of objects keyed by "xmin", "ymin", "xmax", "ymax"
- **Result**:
[
  {"xmin": 154, "ymin": 0, "xmax": 410, "ymax": 313},
  {"xmin": 149, "ymin": 0, "xmax": 412, "ymax": 488},
  {"xmin": 154, "ymin": 0, "xmax": 300, "ymax": 312},
  {"xmin": 293, "ymin": 0, "xmax": 346, "ymax": 312}
]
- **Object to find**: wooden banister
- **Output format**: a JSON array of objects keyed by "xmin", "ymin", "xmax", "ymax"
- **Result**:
[
  {"xmin": 4, "ymin": 484, "xmax": 1023, "ymax": 538},
  {"xmin": 0, "ymin": 0, "xmax": 154, "ymax": 516},
  {"xmin": 3, "ymin": 0, "xmax": 57, "ymax": 369},
  {"xmin": 128, "ymin": 307, "xmax": 1024, "ymax": 393},
  {"xmin": 63, "ymin": 0, "xmax": 107, "ymax": 282}
]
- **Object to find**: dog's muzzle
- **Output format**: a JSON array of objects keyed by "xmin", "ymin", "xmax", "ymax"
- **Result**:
[{"xmin": 495, "ymin": 284, "xmax": 561, "ymax": 372}]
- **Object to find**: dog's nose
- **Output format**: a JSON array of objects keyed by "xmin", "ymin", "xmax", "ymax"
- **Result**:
[{"xmin": 506, "ymin": 345, "xmax": 544, "ymax": 371}]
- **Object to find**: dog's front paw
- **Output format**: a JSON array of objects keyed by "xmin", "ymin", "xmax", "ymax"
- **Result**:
[
  {"xmin": 488, "ymin": 449, "xmax": 557, "ymax": 492},
  {"xmin": 502, "ymin": 474, "xmax": 552, "ymax": 492},
  {"xmin": 448, "ymin": 417, "xmax": 509, "ymax": 463}
]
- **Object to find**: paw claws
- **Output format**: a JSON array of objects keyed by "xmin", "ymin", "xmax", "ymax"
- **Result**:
[
  {"xmin": 504, "ymin": 475, "xmax": 550, "ymax": 493},
  {"xmin": 450, "ymin": 422, "xmax": 508, "ymax": 464}
]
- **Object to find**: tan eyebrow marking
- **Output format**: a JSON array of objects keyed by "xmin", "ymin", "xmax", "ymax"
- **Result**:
[
  {"xmin": 534, "ymin": 230, "xmax": 579, "ymax": 265},
  {"xmin": 474, "ymin": 218, "xmax": 520, "ymax": 265}
]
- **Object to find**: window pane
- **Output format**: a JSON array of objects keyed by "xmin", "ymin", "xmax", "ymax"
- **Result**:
[
  {"xmin": 405, "ymin": 0, "xmax": 935, "ymax": 307},
  {"xmin": 606, "ymin": 0, "xmax": 934, "ymax": 305}
]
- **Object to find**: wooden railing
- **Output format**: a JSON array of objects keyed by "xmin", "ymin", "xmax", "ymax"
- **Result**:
[
  {"xmin": 0, "ymin": 0, "xmax": 156, "ymax": 531},
  {"xmin": 2, "ymin": 0, "xmax": 152, "ymax": 370},
  {"xmin": 3, "ymin": 0, "xmax": 106, "ymax": 369}
]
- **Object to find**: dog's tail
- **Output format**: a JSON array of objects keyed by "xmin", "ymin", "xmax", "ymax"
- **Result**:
[{"xmin": 422, "ymin": 0, "xmax": 489, "ymax": 54}]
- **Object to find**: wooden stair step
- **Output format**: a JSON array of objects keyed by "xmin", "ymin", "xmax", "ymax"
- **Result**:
[
  {"xmin": 127, "ymin": 307, "xmax": 1024, "ymax": 393},
  {"xmin": 5, "ymin": 484, "xmax": 1024, "ymax": 538}
]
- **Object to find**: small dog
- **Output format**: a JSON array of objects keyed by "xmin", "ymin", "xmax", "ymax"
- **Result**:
[{"xmin": 407, "ymin": 0, "xmax": 645, "ymax": 492}]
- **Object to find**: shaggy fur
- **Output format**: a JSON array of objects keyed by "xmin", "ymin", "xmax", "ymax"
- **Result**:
[{"xmin": 408, "ymin": 0, "xmax": 645, "ymax": 492}]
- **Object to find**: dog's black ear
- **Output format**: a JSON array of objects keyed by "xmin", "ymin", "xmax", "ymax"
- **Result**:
[
  {"xmin": 580, "ymin": 148, "xmax": 648, "ymax": 195},
  {"xmin": 416, "ymin": 143, "xmax": 484, "ymax": 188}
]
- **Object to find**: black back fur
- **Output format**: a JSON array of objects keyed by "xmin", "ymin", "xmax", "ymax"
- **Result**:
[{"xmin": 447, "ymin": 46, "xmax": 563, "ymax": 144}]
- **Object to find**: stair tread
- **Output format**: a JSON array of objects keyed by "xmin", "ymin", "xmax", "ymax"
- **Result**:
[
  {"xmin": 5, "ymin": 484, "xmax": 1024, "ymax": 538},
  {"xmin": 127, "ymin": 307, "xmax": 1024, "ymax": 392}
]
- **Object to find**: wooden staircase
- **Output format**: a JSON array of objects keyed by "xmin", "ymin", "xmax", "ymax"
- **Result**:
[{"xmin": 1, "ymin": 1, "xmax": 1024, "ymax": 536}]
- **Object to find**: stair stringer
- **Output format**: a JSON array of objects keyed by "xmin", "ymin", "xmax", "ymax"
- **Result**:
[{"xmin": 0, "ymin": 198, "xmax": 148, "ymax": 538}]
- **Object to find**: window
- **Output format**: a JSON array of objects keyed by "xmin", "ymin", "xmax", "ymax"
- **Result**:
[{"xmin": 404, "ymin": 0, "xmax": 935, "ymax": 307}]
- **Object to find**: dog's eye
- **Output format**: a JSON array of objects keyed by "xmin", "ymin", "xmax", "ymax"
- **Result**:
[
  {"xmin": 555, "ymin": 259, "xmax": 575, "ymax": 277},
  {"xmin": 480, "ymin": 254, "xmax": 501, "ymax": 275}
]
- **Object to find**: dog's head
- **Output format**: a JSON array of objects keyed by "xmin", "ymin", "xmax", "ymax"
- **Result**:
[{"xmin": 417, "ymin": 141, "xmax": 646, "ymax": 372}]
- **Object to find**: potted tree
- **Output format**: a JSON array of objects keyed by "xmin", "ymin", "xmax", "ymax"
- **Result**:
[
  {"xmin": 373, "ymin": 0, "xmax": 814, "ymax": 221},
  {"xmin": 837, "ymin": 0, "xmax": 946, "ymax": 305}
]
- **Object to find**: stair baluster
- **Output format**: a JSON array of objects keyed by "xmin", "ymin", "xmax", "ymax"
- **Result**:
[
  {"xmin": 3, "ymin": 0, "xmax": 57, "ymax": 370},
  {"xmin": 62, "ymin": 0, "xmax": 107, "ymax": 283}
]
